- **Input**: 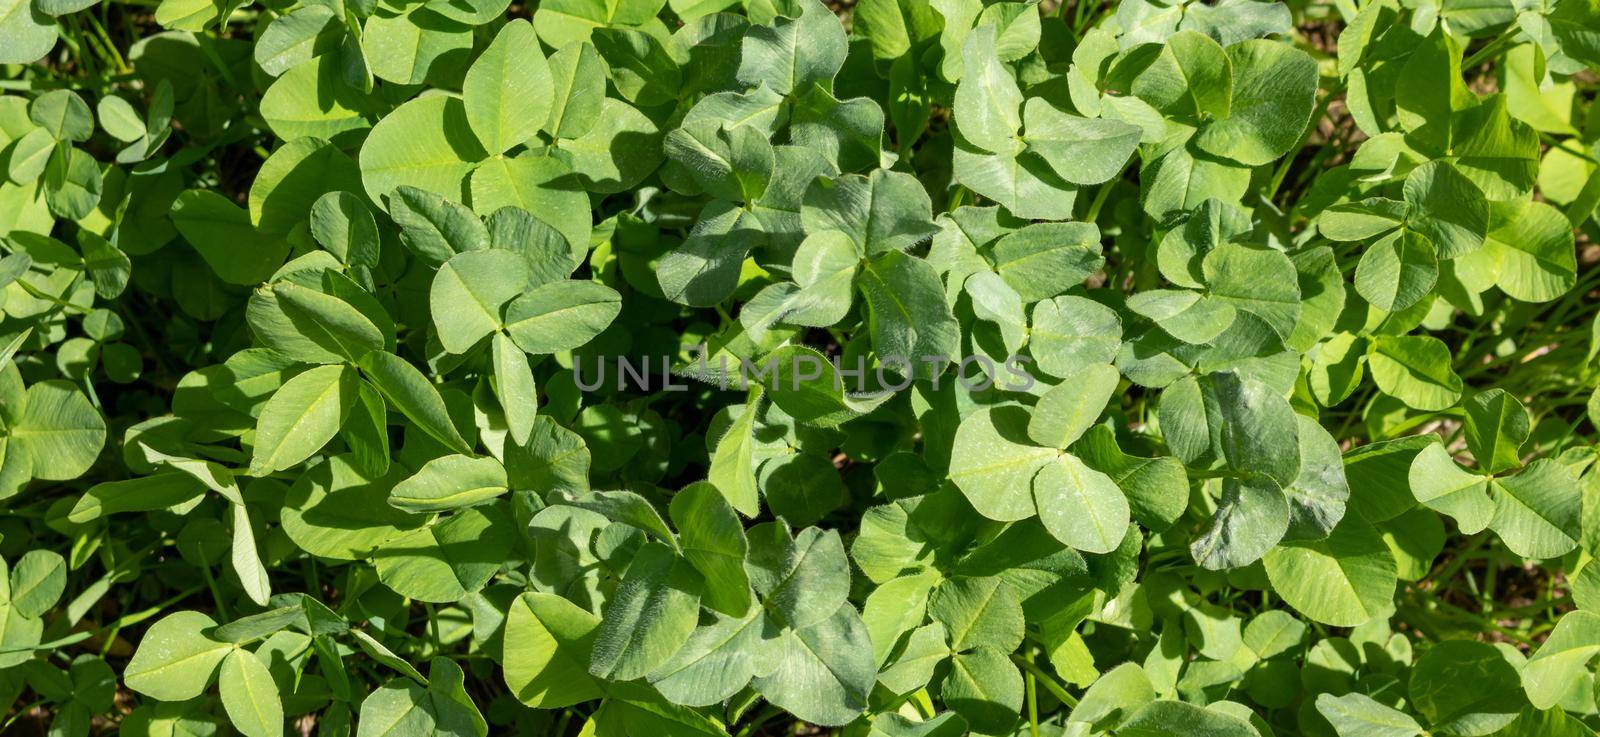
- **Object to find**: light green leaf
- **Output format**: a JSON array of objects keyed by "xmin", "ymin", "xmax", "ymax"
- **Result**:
[
  {"xmin": 389, "ymin": 454, "xmax": 507, "ymax": 513},
  {"xmin": 1367, "ymin": 335, "xmax": 1463, "ymax": 411},
  {"xmin": 735, "ymin": 0, "xmax": 846, "ymax": 95},
  {"xmin": 373, "ymin": 505, "xmax": 516, "ymax": 602},
  {"xmin": 1314, "ymin": 692, "xmax": 1423, "ymax": 737},
  {"xmin": 1355, "ymin": 230, "xmax": 1437, "ymax": 312},
  {"xmin": 359, "ymin": 95, "xmax": 486, "ymax": 207},
  {"xmin": 1489, "ymin": 459, "xmax": 1581, "ymax": 559},
  {"xmin": 1263, "ymin": 518, "xmax": 1397, "ymax": 627},
  {"xmin": 503, "ymin": 280, "xmax": 623, "ymax": 355},
  {"xmin": 670, "ymin": 481, "xmax": 753, "ymax": 616},
  {"xmin": 124, "ymin": 611, "xmax": 232, "ymax": 701},
  {"xmin": 953, "ymin": 26, "xmax": 1022, "ymax": 154},
  {"xmin": 590, "ymin": 541, "xmax": 704, "ymax": 681},
  {"xmin": 1034, "ymin": 453, "xmax": 1130, "ymax": 555},
  {"xmin": 752, "ymin": 604, "xmax": 874, "ymax": 727},
  {"xmin": 503, "ymin": 592, "xmax": 604, "ymax": 708},
  {"xmin": 949, "ymin": 406, "xmax": 1056, "ymax": 522},
  {"xmin": 250, "ymin": 364, "xmax": 358, "ymax": 476},
  {"xmin": 463, "ymin": 20, "xmax": 552, "ymax": 155},
  {"xmin": 1021, "ymin": 99, "xmax": 1140, "ymax": 185},
  {"xmin": 1522, "ymin": 610, "xmax": 1600, "ymax": 709},
  {"xmin": 430, "ymin": 249, "xmax": 530, "ymax": 354},
  {"xmin": 357, "ymin": 351, "xmax": 472, "ymax": 453},
  {"xmin": 219, "ymin": 649, "xmax": 283, "ymax": 737},
  {"xmin": 9, "ymin": 380, "xmax": 105, "ymax": 481}
]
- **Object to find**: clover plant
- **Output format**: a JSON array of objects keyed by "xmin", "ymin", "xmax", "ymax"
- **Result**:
[{"xmin": 2, "ymin": 0, "xmax": 1600, "ymax": 734}]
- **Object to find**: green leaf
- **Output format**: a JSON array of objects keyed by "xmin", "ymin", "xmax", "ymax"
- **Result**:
[
  {"xmin": 857, "ymin": 251, "xmax": 961, "ymax": 380},
  {"xmin": 1127, "ymin": 289, "xmax": 1236, "ymax": 344},
  {"xmin": 373, "ymin": 505, "xmax": 516, "ymax": 602},
  {"xmin": 590, "ymin": 541, "xmax": 704, "ymax": 680},
  {"xmin": 760, "ymin": 345, "xmax": 893, "ymax": 427},
  {"xmin": 389, "ymin": 186, "xmax": 489, "ymax": 266},
  {"xmin": 271, "ymin": 281, "xmax": 385, "ymax": 363},
  {"xmin": 1403, "ymin": 160, "xmax": 1489, "ymax": 259},
  {"xmin": 29, "ymin": 90, "xmax": 92, "ymax": 142},
  {"xmin": 543, "ymin": 41, "xmax": 607, "ymax": 139},
  {"xmin": 248, "ymin": 137, "xmax": 363, "ymax": 240},
  {"xmin": 491, "ymin": 332, "xmax": 538, "ymax": 446},
  {"xmin": 1190, "ymin": 477, "xmax": 1289, "ymax": 570},
  {"xmin": 929, "ymin": 576, "xmax": 1024, "ymax": 652},
  {"xmin": 170, "ymin": 190, "xmax": 290, "ymax": 285},
  {"xmin": 953, "ymin": 26, "xmax": 1022, "ymax": 153},
  {"xmin": 735, "ymin": 0, "xmax": 847, "ymax": 95},
  {"xmin": 430, "ymin": 249, "xmax": 530, "ymax": 354},
  {"xmin": 124, "ymin": 611, "xmax": 232, "ymax": 701},
  {"xmin": 389, "ymin": 454, "xmax": 507, "ymax": 513},
  {"xmin": 707, "ymin": 395, "xmax": 760, "ymax": 517},
  {"xmin": 941, "ymin": 646, "xmax": 1022, "ymax": 734},
  {"xmin": 1201, "ymin": 244, "xmax": 1301, "ymax": 344},
  {"xmin": 557, "ymin": 100, "xmax": 665, "ymax": 195},
  {"xmin": 1021, "ymin": 100, "xmax": 1140, "ymax": 185},
  {"xmin": 359, "ymin": 95, "xmax": 486, "ymax": 206},
  {"xmin": 1522, "ymin": 610, "xmax": 1600, "ymax": 709},
  {"xmin": 1462, "ymin": 389, "xmax": 1530, "ymax": 474},
  {"xmin": 756, "ymin": 527, "xmax": 852, "ymax": 630},
  {"xmin": 752, "ymin": 604, "xmax": 874, "ymax": 727},
  {"xmin": 232, "ymin": 503, "xmax": 272, "ymax": 606},
  {"xmin": 1193, "ymin": 40, "xmax": 1318, "ymax": 166},
  {"xmin": 250, "ymin": 364, "xmax": 358, "ymax": 476},
  {"xmin": 1121, "ymin": 700, "xmax": 1258, "ymax": 737},
  {"xmin": 532, "ymin": 0, "xmax": 662, "ymax": 47},
  {"xmin": 656, "ymin": 200, "xmax": 766, "ymax": 307},
  {"xmin": 355, "ymin": 659, "xmax": 487, "ymax": 737},
  {"xmin": 1263, "ymin": 518, "xmax": 1397, "ymax": 627},
  {"xmin": 1409, "ymin": 640, "xmax": 1521, "ymax": 735},
  {"xmin": 949, "ymin": 406, "xmax": 1056, "ymax": 522},
  {"xmin": 1031, "ymin": 295, "xmax": 1123, "ymax": 379},
  {"xmin": 308, "ymin": 193, "xmax": 380, "ymax": 272},
  {"xmin": 219, "ymin": 649, "xmax": 283, "ymax": 737},
  {"xmin": 361, "ymin": 6, "xmax": 473, "ymax": 86},
  {"xmin": 1367, "ymin": 335, "xmax": 1463, "ymax": 411},
  {"xmin": 1130, "ymin": 30, "xmax": 1232, "ymax": 120},
  {"xmin": 670, "ymin": 481, "xmax": 753, "ymax": 616},
  {"xmin": 463, "ymin": 20, "xmax": 552, "ymax": 155},
  {"xmin": 253, "ymin": 6, "xmax": 341, "ymax": 77},
  {"xmin": 647, "ymin": 608, "xmax": 781, "ymax": 706},
  {"xmin": 282, "ymin": 456, "xmax": 427, "ymax": 560},
  {"xmin": 0, "ymin": 0, "xmax": 57, "ymax": 64},
  {"xmin": 665, "ymin": 119, "xmax": 775, "ymax": 202},
  {"xmin": 801, "ymin": 169, "xmax": 939, "ymax": 256},
  {"xmin": 8, "ymin": 380, "xmax": 105, "ymax": 481},
  {"xmin": 1314, "ymin": 692, "xmax": 1424, "ymax": 737},
  {"xmin": 592, "ymin": 27, "xmax": 680, "ymax": 107},
  {"xmin": 988, "ymin": 222, "xmax": 1103, "ymax": 303},
  {"xmin": 1355, "ymin": 230, "xmax": 1437, "ymax": 312},
  {"xmin": 1485, "ymin": 200, "xmax": 1577, "ymax": 302},
  {"xmin": 1028, "ymin": 364, "xmax": 1119, "ymax": 450},
  {"xmin": 9, "ymin": 550, "xmax": 65, "ymax": 619},
  {"xmin": 503, "ymin": 592, "xmax": 604, "ymax": 708},
  {"xmin": 357, "ymin": 352, "xmax": 472, "ymax": 453},
  {"xmin": 1068, "ymin": 662, "xmax": 1156, "ymax": 730},
  {"xmin": 503, "ymin": 281, "xmax": 623, "ymax": 355},
  {"xmin": 1034, "ymin": 453, "xmax": 1130, "ymax": 555},
  {"xmin": 1489, "ymin": 459, "xmax": 1581, "ymax": 559}
]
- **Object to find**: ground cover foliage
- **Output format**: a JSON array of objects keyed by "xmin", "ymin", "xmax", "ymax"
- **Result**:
[{"xmin": 1, "ymin": 0, "xmax": 1600, "ymax": 733}]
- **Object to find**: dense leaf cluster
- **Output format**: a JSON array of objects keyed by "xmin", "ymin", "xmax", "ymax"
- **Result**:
[{"xmin": 2, "ymin": 0, "xmax": 1600, "ymax": 734}]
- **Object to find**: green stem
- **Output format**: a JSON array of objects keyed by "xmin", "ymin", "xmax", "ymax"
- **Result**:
[
  {"xmin": 1463, "ymin": 26, "xmax": 1518, "ymax": 68},
  {"xmin": 1010, "ymin": 653, "xmax": 1078, "ymax": 708},
  {"xmin": 1026, "ymin": 671, "xmax": 1040, "ymax": 737}
]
